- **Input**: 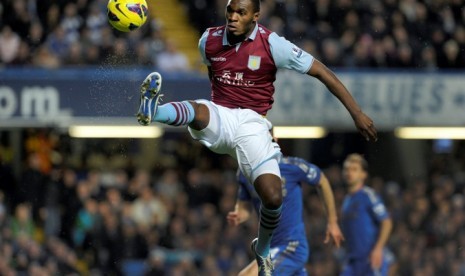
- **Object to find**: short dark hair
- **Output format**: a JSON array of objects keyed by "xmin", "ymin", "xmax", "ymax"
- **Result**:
[
  {"xmin": 251, "ymin": 0, "xmax": 260, "ymax": 12},
  {"xmin": 344, "ymin": 153, "xmax": 368, "ymax": 172}
]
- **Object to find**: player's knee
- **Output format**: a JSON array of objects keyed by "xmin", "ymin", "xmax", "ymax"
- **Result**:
[
  {"xmin": 264, "ymin": 190, "xmax": 282, "ymax": 209},
  {"xmin": 189, "ymin": 101, "xmax": 209, "ymax": 130},
  {"xmin": 254, "ymin": 174, "xmax": 283, "ymax": 209}
]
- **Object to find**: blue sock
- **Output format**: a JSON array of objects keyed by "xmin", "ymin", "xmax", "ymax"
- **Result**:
[
  {"xmin": 153, "ymin": 101, "xmax": 195, "ymax": 126},
  {"xmin": 256, "ymin": 204, "xmax": 282, "ymax": 257}
]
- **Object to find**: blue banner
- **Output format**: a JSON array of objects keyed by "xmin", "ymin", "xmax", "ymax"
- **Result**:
[
  {"xmin": 0, "ymin": 68, "xmax": 210, "ymax": 127},
  {"xmin": 269, "ymin": 70, "xmax": 465, "ymax": 130},
  {"xmin": 1, "ymin": 68, "xmax": 465, "ymax": 129}
]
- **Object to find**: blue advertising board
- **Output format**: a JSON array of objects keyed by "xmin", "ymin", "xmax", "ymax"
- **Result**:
[{"xmin": 1, "ymin": 68, "xmax": 465, "ymax": 130}]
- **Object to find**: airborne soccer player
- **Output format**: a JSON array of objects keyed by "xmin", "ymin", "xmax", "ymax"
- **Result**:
[
  {"xmin": 136, "ymin": 0, "xmax": 377, "ymax": 274},
  {"xmin": 341, "ymin": 154, "xmax": 394, "ymax": 276},
  {"xmin": 228, "ymin": 156, "xmax": 344, "ymax": 275}
]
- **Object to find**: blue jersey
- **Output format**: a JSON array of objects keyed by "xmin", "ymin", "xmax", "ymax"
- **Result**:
[
  {"xmin": 341, "ymin": 187, "xmax": 389, "ymax": 259},
  {"xmin": 237, "ymin": 156, "xmax": 321, "ymax": 248}
]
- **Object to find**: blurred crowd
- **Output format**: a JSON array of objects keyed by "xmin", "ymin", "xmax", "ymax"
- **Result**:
[
  {"xmin": 186, "ymin": 0, "xmax": 465, "ymax": 69},
  {"xmin": 0, "ymin": 0, "xmax": 189, "ymax": 71},
  {"xmin": 0, "ymin": 130, "xmax": 465, "ymax": 275},
  {"xmin": 1, "ymin": 0, "xmax": 463, "ymax": 70}
]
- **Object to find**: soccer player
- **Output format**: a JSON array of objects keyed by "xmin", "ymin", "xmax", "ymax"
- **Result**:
[
  {"xmin": 136, "ymin": 0, "xmax": 377, "ymax": 274},
  {"xmin": 341, "ymin": 154, "xmax": 394, "ymax": 276},
  {"xmin": 227, "ymin": 155, "xmax": 344, "ymax": 275}
]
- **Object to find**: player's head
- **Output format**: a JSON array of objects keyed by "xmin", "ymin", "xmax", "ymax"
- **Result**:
[
  {"xmin": 225, "ymin": 0, "xmax": 260, "ymax": 38},
  {"xmin": 342, "ymin": 153, "xmax": 368, "ymax": 187}
]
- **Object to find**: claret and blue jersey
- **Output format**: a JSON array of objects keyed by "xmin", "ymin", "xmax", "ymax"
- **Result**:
[
  {"xmin": 198, "ymin": 23, "xmax": 314, "ymax": 115},
  {"xmin": 237, "ymin": 156, "xmax": 321, "ymax": 249}
]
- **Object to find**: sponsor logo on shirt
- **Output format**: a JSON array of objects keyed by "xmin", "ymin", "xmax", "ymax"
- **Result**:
[
  {"xmin": 292, "ymin": 46, "xmax": 303, "ymax": 58},
  {"xmin": 216, "ymin": 70, "xmax": 255, "ymax": 86},
  {"xmin": 211, "ymin": 57, "xmax": 226, "ymax": 62},
  {"xmin": 247, "ymin": 55, "xmax": 261, "ymax": 71}
]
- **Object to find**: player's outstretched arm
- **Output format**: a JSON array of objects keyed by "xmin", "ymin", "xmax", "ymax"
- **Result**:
[
  {"xmin": 307, "ymin": 60, "xmax": 378, "ymax": 142},
  {"xmin": 227, "ymin": 201, "xmax": 252, "ymax": 226},
  {"xmin": 318, "ymin": 173, "xmax": 344, "ymax": 248}
]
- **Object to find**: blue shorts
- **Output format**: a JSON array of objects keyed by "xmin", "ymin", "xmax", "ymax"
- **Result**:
[
  {"xmin": 270, "ymin": 241, "xmax": 308, "ymax": 276},
  {"xmin": 341, "ymin": 249, "xmax": 394, "ymax": 276}
]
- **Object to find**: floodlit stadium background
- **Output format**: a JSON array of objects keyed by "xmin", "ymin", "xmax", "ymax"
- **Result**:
[{"xmin": 0, "ymin": 0, "xmax": 465, "ymax": 275}]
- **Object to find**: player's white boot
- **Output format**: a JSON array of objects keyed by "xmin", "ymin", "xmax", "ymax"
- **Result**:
[
  {"xmin": 137, "ymin": 72, "xmax": 163, "ymax": 126},
  {"xmin": 251, "ymin": 238, "xmax": 274, "ymax": 276}
]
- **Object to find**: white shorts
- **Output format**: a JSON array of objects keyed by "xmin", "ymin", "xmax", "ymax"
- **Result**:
[{"xmin": 188, "ymin": 100, "xmax": 282, "ymax": 183}]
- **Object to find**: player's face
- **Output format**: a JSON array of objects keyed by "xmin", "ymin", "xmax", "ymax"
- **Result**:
[
  {"xmin": 225, "ymin": 0, "xmax": 259, "ymax": 38},
  {"xmin": 342, "ymin": 161, "xmax": 367, "ymax": 186}
]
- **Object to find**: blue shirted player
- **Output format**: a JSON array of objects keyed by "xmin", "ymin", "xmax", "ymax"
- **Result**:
[
  {"xmin": 341, "ymin": 154, "xmax": 394, "ymax": 276},
  {"xmin": 228, "ymin": 156, "xmax": 344, "ymax": 276}
]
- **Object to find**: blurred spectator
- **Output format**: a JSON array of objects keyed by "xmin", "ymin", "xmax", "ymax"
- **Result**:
[
  {"xmin": 64, "ymin": 41, "xmax": 85, "ymax": 66},
  {"xmin": 0, "ymin": 26, "xmax": 20, "ymax": 64},
  {"xmin": 42, "ymin": 170, "xmax": 63, "ymax": 238},
  {"xmin": 155, "ymin": 169, "xmax": 183, "ymax": 201},
  {"xmin": 120, "ymin": 220, "xmax": 148, "ymax": 259},
  {"xmin": 439, "ymin": 39, "xmax": 465, "ymax": 68},
  {"xmin": 104, "ymin": 38, "xmax": 134, "ymax": 66},
  {"xmin": 10, "ymin": 204, "xmax": 36, "ymax": 240},
  {"xmin": 85, "ymin": 2, "xmax": 107, "ymax": 45},
  {"xmin": 46, "ymin": 26, "xmax": 70, "ymax": 60},
  {"xmin": 18, "ymin": 153, "xmax": 46, "ymax": 215},
  {"xmin": 72, "ymin": 198, "xmax": 98, "ymax": 248},
  {"xmin": 134, "ymin": 41, "xmax": 154, "ymax": 66},
  {"xmin": 32, "ymin": 50, "xmax": 59, "ymax": 70},
  {"xmin": 419, "ymin": 46, "xmax": 438, "ymax": 70},
  {"xmin": 320, "ymin": 38, "xmax": 344, "ymax": 67},
  {"xmin": 3, "ymin": 0, "xmax": 31, "ymax": 39},
  {"xmin": 8, "ymin": 40, "xmax": 31, "ymax": 66},
  {"xmin": 396, "ymin": 43, "xmax": 416, "ymax": 68},
  {"xmin": 146, "ymin": 24, "xmax": 166, "ymax": 65},
  {"xmin": 84, "ymin": 44, "xmax": 102, "ymax": 65},
  {"xmin": 0, "ymin": 150, "xmax": 16, "ymax": 206},
  {"xmin": 60, "ymin": 3, "xmax": 83, "ymax": 44},
  {"xmin": 43, "ymin": 4, "xmax": 61, "ymax": 35},
  {"xmin": 0, "ymin": 192, "xmax": 6, "ymax": 228},
  {"xmin": 156, "ymin": 39, "xmax": 190, "ymax": 72},
  {"xmin": 131, "ymin": 185, "xmax": 168, "ymax": 229}
]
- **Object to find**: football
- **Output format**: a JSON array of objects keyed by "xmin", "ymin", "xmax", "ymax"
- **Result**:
[{"xmin": 107, "ymin": 0, "xmax": 148, "ymax": 32}]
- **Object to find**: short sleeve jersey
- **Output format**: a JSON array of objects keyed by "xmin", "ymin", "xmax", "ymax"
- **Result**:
[
  {"xmin": 198, "ymin": 24, "xmax": 314, "ymax": 115},
  {"xmin": 341, "ymin": 187, "xmax": 390, "ymax": 258}
]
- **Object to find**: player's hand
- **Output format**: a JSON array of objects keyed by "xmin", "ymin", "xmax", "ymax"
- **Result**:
[
  {"xmin": 353, "ymin": 112, "xmax": 377, "ymax": 142},
  {"xmin": 227, "ymin": 211, "xmax": 241, "ymax": 226},
  {"xmin": 370, "ymin": 246, "xmax": 383, "ymax": 269},
  {"xmin": 324, "ymin": 222, "xmax": 345, "ymax": 248}
]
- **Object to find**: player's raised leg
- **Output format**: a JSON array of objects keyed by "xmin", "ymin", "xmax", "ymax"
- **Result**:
[{"xmin": 137, "ymin": 72, "xmax": 209, "ymax": 130}]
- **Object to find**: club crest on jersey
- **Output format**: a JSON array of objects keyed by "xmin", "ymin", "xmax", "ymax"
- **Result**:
[
  {"xmin": 247, "ymin": 55, "xmax": 261, "ymax": 71},
  {"xmin": 212, "ymin": 29, "xmax": 223, "ymax": 37}
]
